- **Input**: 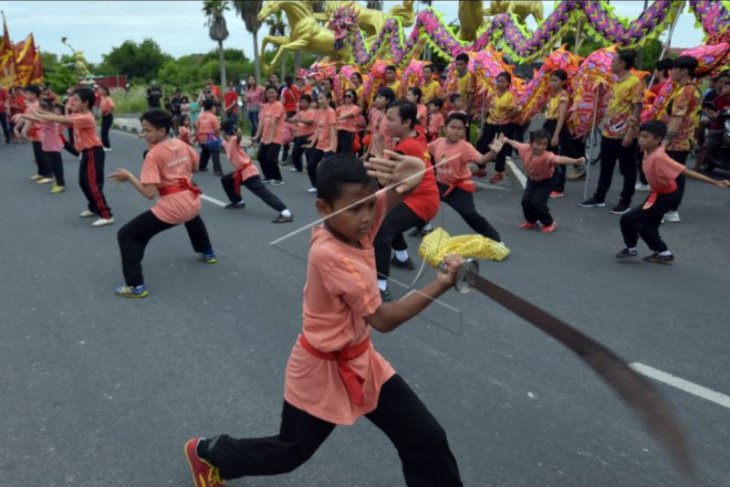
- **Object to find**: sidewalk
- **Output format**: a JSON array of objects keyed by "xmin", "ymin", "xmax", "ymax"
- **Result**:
[{"xmin": 112, "ymin": 114, "xmax": 142, "ymax": 134}]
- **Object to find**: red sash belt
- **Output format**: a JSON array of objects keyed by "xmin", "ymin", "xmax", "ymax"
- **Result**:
[
  {"xmin": 232, "ymin": 164, "xmax": 254, "ymax": 195},
  {"xmin": 299, "ymin": 334, "xmax": 371, "ymax": 406},
  {"xmin": 643, "ymin": 181, "xmax": 677, "ymax": 210},
  {"xmin": 158, "ymin": 179, "xmax": 201, "ymax": 197},
  {"xmin": 443, "ymin": 178, "xmax": 475, "ymax": 196}
]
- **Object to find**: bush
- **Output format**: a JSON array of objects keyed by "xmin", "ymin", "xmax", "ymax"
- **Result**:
[{"xmin": 111, "ymin": 85, "xmax": 148, "ymax": 115}]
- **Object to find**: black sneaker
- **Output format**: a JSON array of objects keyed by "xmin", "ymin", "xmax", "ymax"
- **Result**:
[
  {"xmin": 391, "ymin": 256, "xmax": 415, "ymax": 270},
  {"xmin": 408, "ymin": 227, "xmax": 433, "ymax": 237},
  {"xmin": 615, "ymin": 248, "xmax": 638, "ymax": 259},
  {"xmin": 272, "ymin": 214, "xmax": 293, "ymax": 223},
  {"xmin": 199, "ymin": 167, "xmax": 209, "ymax": 172},
  {"xmin": 610, "ymin": 201, "xmax": 631, "ymax": 215},
  {"xmin": 579, "ymin": 197, "xmax": 606, "ymax": 208},
  {"xmin": 643, "ymin": 253, "xmax": 674, "ymax": 264},
  {"xmin": 380, "ymin": 288, "xmax": 393, "ymax": 302},
  {"xmin": 225, "ymin": 202, "xmax": 245, "ymax": 209}
]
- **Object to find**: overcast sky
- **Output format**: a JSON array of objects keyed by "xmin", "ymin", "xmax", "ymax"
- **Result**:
[{"xmin": 1, "ymin": 1, "xmax": 705, "ymax": 64}]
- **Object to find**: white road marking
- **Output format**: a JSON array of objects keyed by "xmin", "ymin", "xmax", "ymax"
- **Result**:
[
  {"xmin": 630, "ymin": 362, "xmax": 730, "ymax": 410},
  {"xmin": 506, "ymin": 157, "xmax": 527, "ymax": 189},
  {"xmin": 201, "ymin": 194, "xmax": 227, "ymax": 207}
]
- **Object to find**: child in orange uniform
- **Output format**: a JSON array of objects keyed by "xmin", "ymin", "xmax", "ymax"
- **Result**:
[
  {"xmin": 109, "ymin": 109, "xmax": 217, "ymax": 298},
  {"xmin": 185, "ymin": 153, "xmax": 464, "ymax": 487},
  {"xmin": 427, "ymin": 98, "xmax": 445, "ymax": 142},
  {"xmin": 219, "ymin": 120, "xmax": 293, "ymax": 222}
]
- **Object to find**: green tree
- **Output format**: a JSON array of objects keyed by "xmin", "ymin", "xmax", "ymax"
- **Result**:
[
  {"xmin": 41, "ymin": 50, "xmax": 77, "ymax": 94},
  {"xmin": 101, "ymin": 39, "xmax": 170, "ymax": 81},
  {"xmin": 203, "ymin": 0, "xmax": 230, "ymax": 89},
  {"xmin": 232, "ymin": 0, "xmax": 263, "ymax": 82},
  {"xmin": 637, "ymin": 38, "xmax": 663, "ymax": 71}
]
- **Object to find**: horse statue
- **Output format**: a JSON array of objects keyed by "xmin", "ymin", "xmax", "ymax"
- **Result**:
[
  {"xmin": 458, "ymin": 0, "xmax": 486, "ymax": 41},
  {"xmin": 258, "ymin": 1, "xmax": 353, "ymax": 72},
  {"xmin": 485, "ymin": 0, "xmax": 544, "ymax": 24},
  {"xmin": 312, "ymin": 1, "xmax": 415, "ymax": 39}
]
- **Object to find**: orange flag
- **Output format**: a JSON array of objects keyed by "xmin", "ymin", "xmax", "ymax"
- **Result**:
[
  {"xmin": 30, "ymin": 48, "xmax": 43, "ymax": 85},
  {"xmin": 15, "ymin": 33, "xmax": 36, "ymax": 86},
  {"xmin": 0, "ymin": 14, "xmax": 16, "ymax": 87}
]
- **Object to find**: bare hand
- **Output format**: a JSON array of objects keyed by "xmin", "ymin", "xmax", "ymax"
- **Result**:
[
  {"xmin": 109, "ymin": 168, "xmax": 133, "ymax": 183},
  {"xmin": 365, "ymin": 150, "xmax": 425, "ymax": 194},
  {"xmin": 715, "ymin": 179, "xmax": 730, "ymax": 188},
  {"xmin": 621, "ymin": 136, "xmax": 633, "ymax": 148},
  {"xmin": 551, "ymin": 135, "xmax": 559, "ymax": 148},
  {"xmin": 436, "ymin": 254, "xmax": 466, "ymax": 288},
  {"xmin": 575, "ymin": 156, "xmax": 586, "ymax": 165},
  {"xmin": 488, "ymin": 133, "xmax": 505, "ymax": 154}
]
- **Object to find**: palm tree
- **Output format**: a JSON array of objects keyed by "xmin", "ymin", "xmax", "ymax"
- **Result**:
[
  {"xmin": 232, "ymin": 0, "xmax": 263, "ymax": 81},
  {"xmin": 265, "ymin": 10, "xmax": 288, "ymax": 79},
  {"xmin": 366, "ymin": 1, "xmax": 384, "ymax": 10},
  {"xmin": 203, "ymin": 0, "xmax": 230, "ymax": 89}
]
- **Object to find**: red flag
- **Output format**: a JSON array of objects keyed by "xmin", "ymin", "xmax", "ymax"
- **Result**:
[
  {"xmin": 0, "ymin": 14, "xmax": 16, "ymax": 86},
  {"xmin": 30, "ymin": 48, "xmax": 43, "ymax": 85},
  {"xmin": 14, "ymin": 33, "xmax": 36, "ymax": 86}
]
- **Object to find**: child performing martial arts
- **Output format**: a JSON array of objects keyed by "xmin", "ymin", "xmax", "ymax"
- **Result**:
[
  {"xmin": 109, "ymin": 109, "xmax": 217, "ymax": 298},
  {"xmin": 219, "ymin": 120, "xmax": 293, "ymax": 223},
  {"xmin": 616, "ymin": 121, "xmax": 729, "ymax": 263},
  {"xmin": 185, "ymin": 152, "xmax": 464, "ymax": 487}
]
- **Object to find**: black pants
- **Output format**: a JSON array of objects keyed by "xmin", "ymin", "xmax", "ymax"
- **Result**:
[
  {"xmin": 620, "ymin": 191, "xmax": 681, "ymax": 253},
  {"xmin": 117, "ymin": 210, "xmax": 212, "ymax": 286},
  {"xmin": 258, "ymin": 143, "xmax": 283, "ymax": 181},
  {"xmin": 32, "ymin": 141, "xmax": 52, "ymax": 177},
  {"xmin": 0, "ymin": 112, "xmax": 10, "ymax": 143},
  {"xmin": 375, "ymin": 203, "xmax": 425, "ymax": 279},
  {"xmin": 64, "ymin": 128, "xmax": 79, "ymax": 156},
  {"xmin": 306, "ymin": 149, "xmax": 333, "ymax": 188},
  {"xmin": 79, "ymin": 146, "xmax": 112, "ymax": 218},
  {"xmin": 220, "ymin": 174, "xmax": 287, "ymax": 211},
  {"xmin": 291, "ymin": 135, "xmax": 310, "ymax": 172},
  {"xmin": 522, "ymin": 175, "xmax": 557, "ymax": 225},
  {"xmin": 44, "ymin": 151, "xmax": 64, "ymax": 187},
  {"xmin": 476, "ymin": 123, "xmax": 513, "ymax": 172},
  {"xmin": 594, "ymin": 137, "xmax": 637, "ymax": 204},
  {"xmin": 281, "ymin": 111, "xmax": 296, "ymax": 162},
  {"xmin": 337, "ymin": 130, "xmax": 355, "ymax": 154},
  {"xmin": 101, "ymin": 113, "xmax": 113, "ymax": 149},
  {"xmin": 666, "ymin": 150, "xmax": 688, "ymax": 211},
  {"xmin": 438, "ymin": 183, "xmax": 501, "ymax": 241},
  {"xmin": 205, "ymin": 374, "xmax": 462, "ymax": 486},
  {"xmin": 199, "ymin": 145, "xmax": 222, "ymax": 173},
  {"xmin": 542, "ymin": 119, "xmax": 583, "ymax": 193}
]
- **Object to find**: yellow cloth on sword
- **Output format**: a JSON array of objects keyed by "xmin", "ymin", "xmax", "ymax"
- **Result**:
[{"xmin": 418, "ymin": 227, "xmax": 510, "ymax": 266}]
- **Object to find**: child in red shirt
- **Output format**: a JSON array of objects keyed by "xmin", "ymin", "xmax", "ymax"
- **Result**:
[
  {"xmin": 616, "ymin": 121, "xmax": 729, "ymax": 263},
  {"xmin": 219, "ymin": 120, "xmax": 293, "ymax": 222},
  {"xmin": 406, "ymin": 86, "xmax": 428, "ymax": 128},
  {"xmin": 185, "ymin": 153, "xmax": 465, "ymax": 487},
  {"xmin": 427, "ymin": 97, "xmax": 445, "ymax": 142},
  {"xmin": 14, "ymin": 85, "xmax": 52, "ymax": 182},
  {"xmin": 503, "ymin": 130, "xmax": 585, "ymax": 233},
  {"xmin": 109, "ymin": 109, "xmax": 217, "ymax": 298}
]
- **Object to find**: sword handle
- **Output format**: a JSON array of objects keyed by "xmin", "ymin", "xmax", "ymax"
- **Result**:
[{"xmin": 438, "ymin": 258, "xmax": 479, "ymax": 293}]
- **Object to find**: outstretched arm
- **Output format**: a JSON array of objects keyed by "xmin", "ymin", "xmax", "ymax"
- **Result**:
[
  {"xmin": 364, "ymin": 150, "xmax": 426, "ymax": 212},
  {"xmin": 684, "ymin": 168, "xmax": 730, "ymax": 188},
  {"xmin": 31, "ymin": 109, "xmax": 72, "ymax": 126},
  {"xmin": 554, "ymin": 155, "xmax": 586, "ymax": 166},
  {"xmin": 109, "ymin": 169, "xmax": 158, "ymax": 199}
]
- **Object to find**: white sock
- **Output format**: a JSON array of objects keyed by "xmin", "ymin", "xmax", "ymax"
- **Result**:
[
  {"xmin": 281, "ymin": 209, "xmax": 292, "ymax": 218},
  {"xmin": 423, "ymin": 223, "xmax": 433, "ymax": 231},
  {"xmin": 395, "ymin": 250, "xmax": 409, "ymax": 262},
  {"xmin": 627, "ymin": 247, "xmax": 637, "ymax": 252},
  {"xmin": 377, "ymin": 279, "xmax": 388, "ymax": 291},
  {"xmin": 659, "ymin": 250, "xmax": 672, "ymax": 257}
]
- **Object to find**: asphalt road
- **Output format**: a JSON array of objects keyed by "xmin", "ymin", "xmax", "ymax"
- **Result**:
[{"xmin": 1, "ymin": 129, "xmax": 729, "ymax": 487}]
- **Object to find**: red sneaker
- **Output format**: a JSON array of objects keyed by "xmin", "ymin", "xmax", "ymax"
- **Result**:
[
  {"xmin": 519, "ymin": 221, "xmax": 537, "ymax": 230},
  {"xmin": 475, "ymin": 168, "xmax": 488, "ymax": 178},
  {"xmin": 549, "ymin": 191, "xmax": 564, "ymax": 198},
  {"xmin": 185, "ymin": 438, "xmax": 226, "ymax": 487},
  {"xmin": 541, "ymin": 222, "xmax": 558, "ymax": 233},
  {"xmin": 490, "ymin": 172, "xmax": 504, "ymax": 184}
]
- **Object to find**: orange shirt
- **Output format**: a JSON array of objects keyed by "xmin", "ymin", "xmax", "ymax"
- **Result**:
[
  {"xmin": 416, "ymin": 103, "xmax": 427, "ymax": 128},
  {"xmin": 259, "ymin": 100, "xmax": 286, "ymax": 145},
  {"xmin": 396, "ymin": 135, "xmax": 440, "ymax": 221},
  {"xmin": 284, "ymin": 190, "xmax": 395, "ymax": 425},
  {"xmin": 140, "ymin": 138, "xmax": 201, "ymax": 224},
  {"xmin": 24, "ymin": 100, "xmax": 41, "ymax": 142},
  {"xmin": 336, "ymin": 104, "xmax": 361, "ymax": 132},
  {"xmin": 292, "ymin": 108, "xmax": 316, "ymax": 137},
  {"xmin": 195, "ymin": 111, "xmax": 220, "ymax": 143},
  {"xmin": 100, "ymin": 96, "xmax": 115, "ymax": 116},
  {"xmin": 428, "ymin": 111, "xmax": 444, "ymax": 138},
  {"xmin": 178, "ymin": 126, "xmax": 192, "ymax": 145},
  {"xmin": 642, "ymin": 147, "xmax": 686, "ymax": 191},
  {"xmin": 223, "ymin": 136, "xmax": 260, "ymax": 181},
  {"xmin": 68, "ymin": 112, "xmax": 102, "ymax": 151},
  {"xmin": 428, "ymin": 138, "xmax": 481, "ymax": 186},
  {"xmin": 516, "ymin": 142, "xmax": 558, "ymax": 182},
  {"xmin": 315, "ymin": 106, "xmax": 337, "ymax": 152},
  {"xmin": 662, "ymin": 83, "xmax": 701, "ymax": 152}
]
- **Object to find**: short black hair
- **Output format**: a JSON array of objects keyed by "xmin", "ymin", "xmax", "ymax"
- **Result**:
[
  {"xmin": 24, "ymin": 84, "xmax": 41, "ymax": 96},
  {"xmin": 656, "ymin": 58, "xmax": 673, "ymax": 77},
  {"xmin": 316, "ymin": 153, "xmax": 377, "ymax": 204},
  {"xmin": 639, "ymin": 120, "xmax": 668, "ymax": 139},
  {"xmin": 140, "ymin": 108, "xmax": 173, "ymax": 134},
  {"xmin": 73, "ymin": 87, "xmax": 95, "ymax": 109},
  {"xmin": 497, "ymin": 71, "xmax": 512, "ymax": 83},
  {"xmin": 376, "ymin": 86, "xmax": 396, "ymax": 105},
  {"xmin": 551, "ymin": 69, "xmax": 567, "ymax": 82},
  {"xmin": 386, "ymin": 100, "xmax": 418, "ymax": 129},
  {"xmin": 202, "ymin": 98, "xmax": 215, "ymax": 111},
  {"xmin": 529, "ymin": 129, "xmax": 551, "ymax": 143},
  {"xmin": 714, "ymin": 71, "xmax": 730, "ymax": 83},
  {"xmin": 428, "ymin": 97, "xmax": 444, "ymax": 108},
  {"xmin": 264, "ymin": 84, "xmax": 279, "ymax": 98},
  {"xmin": 445, "ymin": 112, "xmax": 469, "ymax": 127},
  {"xmin": 221, "ymin": 120, "xmax": 238, "ymax": 135},
  {"xmin": 455, "ymin": 53, "xmax": 469, "ymax": 63},
  {"xmin": 673, "ymin": 55, "xmax": 698, "ymax": 76},
  {"xmin": 449, "ymin": 93, "xmax": 462, "ymax": 104},
  {"xmin": 385, "ymin": 65, "xmax": 397, "ymax": 73},
  {"xmin": 344, "ymin": 89, "xmax": 358, "ymax": 104},
  {"xmin": 39, "ymin": 99, "xmax": 54, "ymax": 111},
  {"xmin": 408, "ymin": 86, "xmax": 422, "ymax": 102},
  {"xmin": 616, "ymin": 50, "xmax": 637, "ymax": 70},
  {"xmin": 300, "ymin": 93, "xmax": 313, "ymax": 104}
]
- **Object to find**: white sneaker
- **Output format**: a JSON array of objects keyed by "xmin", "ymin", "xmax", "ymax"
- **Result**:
[
  {"xmin": 635, "ymin": 183, "xmax": 651, "ymax": 192},
  {"xmin": 79, "ymin": 209, "xmax": 95, "ymax": 218},
  {"xmin": 92, "ymin": 217, "xmax": 115, "ymax": 227},
  {"xmin": 103, "ymin": 147, "xmax": 112, "ymax": 152},
  {"xmin": 664, "ymin": 211, "xmax": 680, "ymax": 223},
  {"xmin": 307, "ymin": 187, "xmax": 317, "ymax": 193},
  {"xmin": 36, "ymin": 177, "xmax": 54, "ymax": 184}
]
